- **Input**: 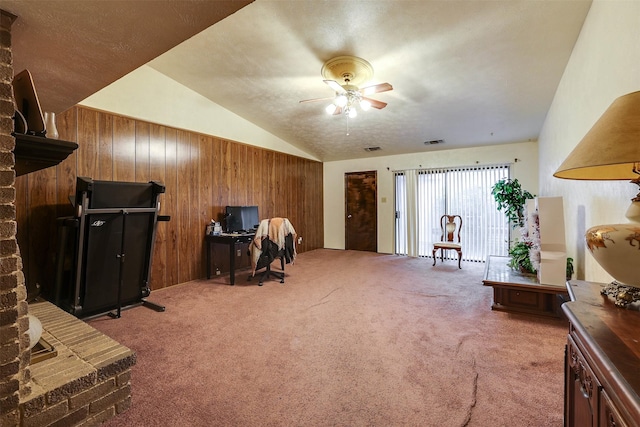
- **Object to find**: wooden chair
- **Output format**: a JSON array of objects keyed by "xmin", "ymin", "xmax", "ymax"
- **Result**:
[{"xmin": 432, "ymin": 214, "xmax": 462, "ymax": 268}]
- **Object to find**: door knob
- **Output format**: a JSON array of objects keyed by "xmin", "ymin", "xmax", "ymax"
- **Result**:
[{"xmin": 347, "ymin": 214, "xmax": 352, "ymax": 218}]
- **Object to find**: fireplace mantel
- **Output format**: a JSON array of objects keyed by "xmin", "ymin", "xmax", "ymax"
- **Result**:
[{"xmin": 13, "ymin": 133, "xmax": 78, "ymax": 176}]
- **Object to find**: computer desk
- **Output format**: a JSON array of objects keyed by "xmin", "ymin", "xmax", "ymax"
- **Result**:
[{"xmin": 205, "ymin": 233, "xmax": 255, "ymax": 285}]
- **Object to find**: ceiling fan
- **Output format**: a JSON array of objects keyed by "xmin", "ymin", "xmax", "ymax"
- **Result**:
[{"xmin": 300, "ymin": 55, "xmax": 393, "ymax": 119}]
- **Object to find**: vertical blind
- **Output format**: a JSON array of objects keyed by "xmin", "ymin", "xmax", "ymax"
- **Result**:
[{"xmin": 395, "ymin": 165, "xmax": 510, "ymax": 262}]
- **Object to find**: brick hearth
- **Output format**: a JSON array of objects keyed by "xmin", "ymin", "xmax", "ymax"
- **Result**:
[{"xmin": 20, "ymin": 302, "xmax": 135, "ymax": 427}]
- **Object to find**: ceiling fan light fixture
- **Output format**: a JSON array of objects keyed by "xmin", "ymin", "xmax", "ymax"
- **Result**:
[
  {"xmin": 325, "ymin": 104, "xmax": 338, "ymax": 115},
  {"xmin": 300, "ymin": 55, "xmax": 393, "ymax": 125},
  {"xmin": 335, "ymin": 94, "xmax": 348, "ymax": 107}
]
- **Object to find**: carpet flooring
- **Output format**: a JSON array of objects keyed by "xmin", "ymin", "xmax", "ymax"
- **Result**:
[{"xmin": 89, "ymin": 249, "xmax": 568, "ymax": 426}]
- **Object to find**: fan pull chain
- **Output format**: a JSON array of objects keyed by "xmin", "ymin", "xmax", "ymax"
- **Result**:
[{"xmin": 346, "ymin": 115, "xmax": 350, "ymax": 136}]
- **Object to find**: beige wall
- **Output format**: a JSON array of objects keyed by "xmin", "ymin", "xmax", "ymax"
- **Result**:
[
  {"xmin": 323, "ymin": 141, "xmax": 538, "ymax": 253},
  {"xmin": 538, "ymin": 0, "xmax": 640, "ymax": 283}
]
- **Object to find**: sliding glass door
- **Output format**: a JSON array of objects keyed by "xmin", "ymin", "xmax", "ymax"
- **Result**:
[{"xmin": 395, "ymin": 165, "xmax": 509, "ymax": 262}]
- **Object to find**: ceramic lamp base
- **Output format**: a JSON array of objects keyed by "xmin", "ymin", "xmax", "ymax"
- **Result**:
[{"xmin": 586, "ymin": 222, "xmax": 640, "ymax": 308}]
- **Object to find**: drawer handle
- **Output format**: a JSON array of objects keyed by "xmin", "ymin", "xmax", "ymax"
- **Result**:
[
  {"xmin": 580, "ymin": 384, "xmax": 590, "ymax": 399},
  {"xmin": 578, "ymin": 361, "xmax": 594, "ymax": 399}
]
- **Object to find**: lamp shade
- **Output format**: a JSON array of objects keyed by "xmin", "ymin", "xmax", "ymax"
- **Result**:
[
  {"xmin": 553, "ymin": 90, "xmax": 640, "ymax": 307},
  {"xmin": 553, "ymin": 91, "xmax": 640, "ymax": 180}
]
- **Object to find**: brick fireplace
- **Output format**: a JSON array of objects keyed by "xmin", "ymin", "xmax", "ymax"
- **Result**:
[
  {"xmin": 1, "ymin": 9, "xmax": 135, "ymax": 427},
  {"xmin": 19, "ymin": 302, "xmax": 135, "ymax": 426}
]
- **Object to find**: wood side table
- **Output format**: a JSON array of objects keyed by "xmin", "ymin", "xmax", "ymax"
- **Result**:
[{"xmin": 482, "ymin": 255, "xmax": 568, "ymax": 317}]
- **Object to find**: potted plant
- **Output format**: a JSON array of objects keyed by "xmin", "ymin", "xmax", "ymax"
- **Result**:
[
  {"xmin": 507, "ymin": 240, "xmax": 537, "ymax": 274},
  {"xmin": 566, "ymin": 257, "xmax": 574, "ymax": 280},
  {"xmin": 492, "ymin": 178, "xmax": 536, "ymax": 272},
  {"xmin": 491, "ymin": 178, "xmax": 535, "ymax": 228}
]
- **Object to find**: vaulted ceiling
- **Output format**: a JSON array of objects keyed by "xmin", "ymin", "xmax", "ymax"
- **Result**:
[
  {"xmin": 4, "ymin": 0, "xmax": 252, "ymax": 125},
  {"xmin": 5, "ymin": 0, "xmax": 592, "ymax": 161}
]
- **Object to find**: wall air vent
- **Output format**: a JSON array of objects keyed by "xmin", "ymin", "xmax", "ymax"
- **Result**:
[
  {"xmin": 364, "ymin": 146, "xmax": 381, "ymax": 152},
  {"xmin": 424, "ymin": 139, "xmax": 444, "ymax": 145}
]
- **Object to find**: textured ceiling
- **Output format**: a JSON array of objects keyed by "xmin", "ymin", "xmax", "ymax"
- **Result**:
[
  {"xmin": 4, "ymin": 0, "xmax": 592, "ymax": 162},
  {"xmin": 149, "ymin": 0, "xmax": 592, "ymax": 161},
  {"xmin": 4, "ymin": 0, "xmax": 252, "ymax": 116}
]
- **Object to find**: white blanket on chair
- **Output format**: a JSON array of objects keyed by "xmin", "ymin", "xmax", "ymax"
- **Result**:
[{"xmin": 250, "ymin": 218, "xmax": 296, "ymax": 275}]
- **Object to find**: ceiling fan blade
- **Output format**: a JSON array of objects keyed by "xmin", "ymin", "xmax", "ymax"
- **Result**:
[
  {"xmin": 324, "ymin": 80, "xmax": 346, "ymax": 93},
  {"xmin": 360, "ymin": 82, "xmax": 393, "ymax": 95},
  {"xmin": 299, "ymin": 96, "xmax": 334, "ymax": 104},
  {"xmin": 362, "ymin": 97, "xmax": 387, "ymax": 109}
]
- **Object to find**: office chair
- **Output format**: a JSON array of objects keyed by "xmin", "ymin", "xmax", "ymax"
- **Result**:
[
  {"xmin": 249, "ymin": 218, "xmax": 296, "ymax": 286},
  {"xmin": 432, "ymin": 214, "xmax": 463, "ymax": 268}
]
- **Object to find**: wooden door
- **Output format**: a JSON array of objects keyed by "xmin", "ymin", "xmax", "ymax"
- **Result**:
[{"xmin": 345, "ymin": 171, "xmax": 377, "ymax": 251}]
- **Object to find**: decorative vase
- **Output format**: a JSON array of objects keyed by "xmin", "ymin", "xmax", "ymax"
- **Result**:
[
  {"xmin": 586, "ymin": 223, "xmax": 640, "ymax": 307},
  {"xmin": 27, "ymin": 314, "xmax": 43, "ymax": 350},
  {"xmin": 44, "ymin": 112, "xmax": 59, "ymax": 139}
]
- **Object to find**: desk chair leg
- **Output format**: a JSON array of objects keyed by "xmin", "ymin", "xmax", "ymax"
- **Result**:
[
  {"xmin": 259, "ymin": 265, "xmax": 285, "ymax": 285},
  {"xmin": 280, "ymin": 257, "xmax": 285, "ymax": 283},
  {"xmin": 257, "ymin": 273, "xmax": 284, "ymax": 286},
  {"xmin": 258, "ymin": 267, "xmax": 267, "ymax": 286},
  {"xmin": 255, "ymin": 263, "xmax": 285, "ymax": 286},
  {"xmin": 457, "ymin": 250, "xmax": 462, "ymax": 269},
  {"xmin": 432, "ymin": 248, "xmax": 437, "ymax": 266}
]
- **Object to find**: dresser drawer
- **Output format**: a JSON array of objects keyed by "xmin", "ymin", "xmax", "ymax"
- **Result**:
[
  {"xmin": 600, "ymin": 388, "xmax": 629, "ymax": 427},
  {"xmin": 566, "ymin": 334, "xmax": 600, "ymax": 425}
]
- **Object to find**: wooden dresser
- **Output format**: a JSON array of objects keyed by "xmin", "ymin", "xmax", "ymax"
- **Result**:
[{"xmin": 563, "ymin": 280, "xmax": 640, "ymax": 427}]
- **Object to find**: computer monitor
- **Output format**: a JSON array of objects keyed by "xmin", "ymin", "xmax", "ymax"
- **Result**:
[{"xmin": 225, "ymin": 206, "xmax": 259, "ymax": 233}]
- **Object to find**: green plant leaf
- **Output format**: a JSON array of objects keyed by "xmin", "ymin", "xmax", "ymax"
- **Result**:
[
  {"xmin": 507, "ymin": 240, "xmax": 536, "ymax": 274},
  {"xmin": 491, "ymin": 178, "xmax": 535, "ymax": 228}
]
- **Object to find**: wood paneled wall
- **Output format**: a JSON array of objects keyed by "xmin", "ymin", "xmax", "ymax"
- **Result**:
[{"xmin": 15, "ymin": 106, "xmax": 323, "ymax": 295}]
